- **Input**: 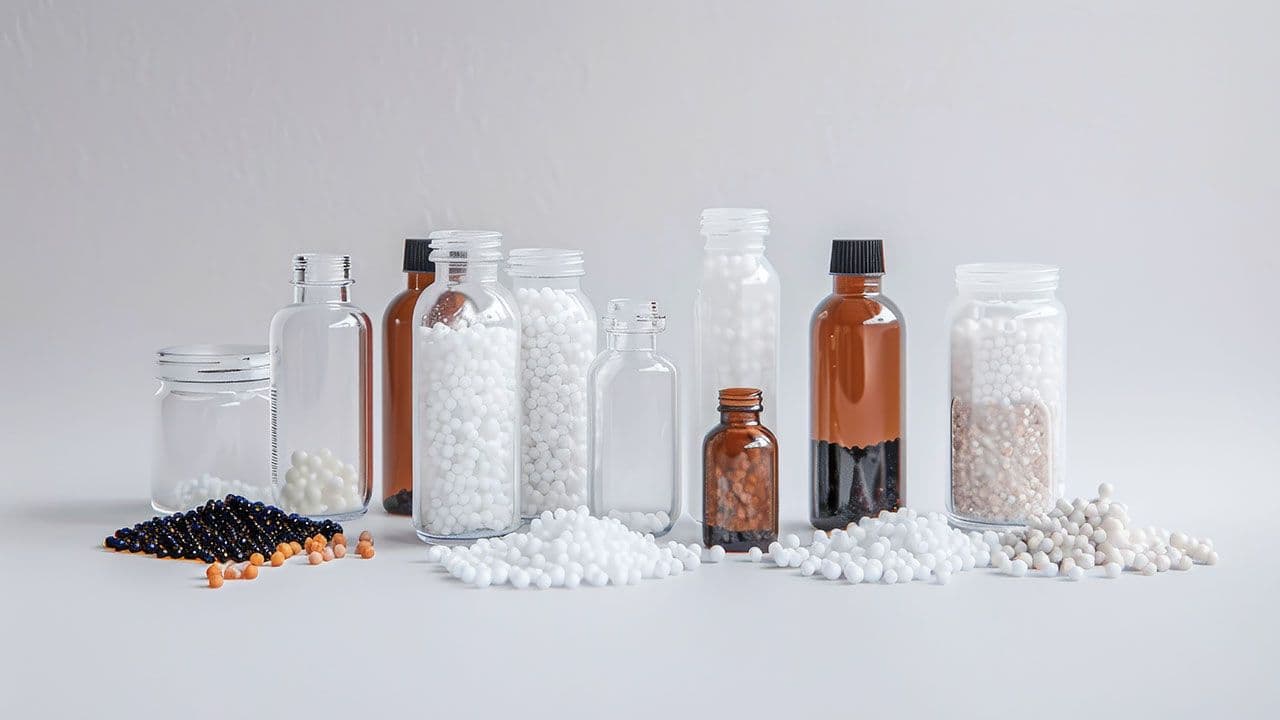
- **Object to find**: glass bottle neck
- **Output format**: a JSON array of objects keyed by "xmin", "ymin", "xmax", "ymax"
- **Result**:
[
  {"xmin": 719, "ymin": 409, "xmax": 761, "ymax": 425},
  {"xmin": 606, "ymin": 332, "xmax": 657, "ymax": 351},
  {"xmin": 294, "ymin": 284, "xmax": 351, "ymax": 303},
  {"xmin": 407, "ymin": 272, "xmax": 434, "ymax": 291},
  {"xmin": 833, "ymin": 274, "xmax": 882, "ymax": 296},
  {"xmin": 438, "ymin": 260, "xmax": 499, "ymax": 284}
]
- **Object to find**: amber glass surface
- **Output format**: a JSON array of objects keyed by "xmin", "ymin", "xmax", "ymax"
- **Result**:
[
  {"xmin": 809, "ymin": 275, "xmax": 904, "ymax": 530},
  {"xmin": 381, "ymin": 271, "xmax": 433, "ymax": 514},
  {"xmin": 702, "ymin": 388, "xmax": 778, "ymax": 551}
]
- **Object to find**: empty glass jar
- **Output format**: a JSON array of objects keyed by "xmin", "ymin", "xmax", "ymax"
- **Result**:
[
  {"xmin": 269, "ymin": 254, "xmax": 373, "ymax": 520},
  {"xmin": 507, "ymin": 248, "xmax": 597, "ymax": 516},
  {"xmin": 703, "ymin": 388, "xmax": 778, "ymax": 551},
  {"xmin": 152, "ymin": 345, "xmax": 272, "ymax": 512},
  {"xmin": 413, "ymin": 231, "xmax": 521, "ymax": 541},
  {"xmin": 693, "ymin": 208, "xmax": 780, "ymax": 524},
  {"xmin": 589, "ymin": 299, "xmax": 680, "ymax": 536},
  {"xmin": 947, "ymin": 263, "xmax": 1066, "ymax": 529}
]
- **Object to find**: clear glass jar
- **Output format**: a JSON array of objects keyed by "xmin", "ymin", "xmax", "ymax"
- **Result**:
[
  {"xmin": 947, "ymin": 263, "xmax": 1066, "ymax": 529},
  {"xmin": 703, "ymin": 388, "xmax": 778, "ymax": 552},
  {"xmin": 269, "ymin": 254, "xmax": 373, "ymax": 520},
  {"xmin": 589, "ymin": 299, "xmax": 680, "ymax": 535},
  {"xmin": 413, "ymin": 231, "xmax": 521, "ymax": 541},
  {"xmin": 693, "ymin": 208, "xmax": 780, "ymax": 524},
  {"xmin": 152, "ymin": 345, "xmax": 272, "ymax": 512},
  {"xmin": 507, "ymin": 248, "xmax": 597, "ymax": 516}
]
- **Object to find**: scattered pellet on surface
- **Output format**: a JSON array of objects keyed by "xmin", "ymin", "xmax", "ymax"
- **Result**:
[
  {"xmin": 333, "ymin": 544, "xmax": 347, "ymax": 559},
  {"xmin": 208, "ymin": 574, "xmax": 223, "ymax": 589},
  {"xmin": 308, "ymin": 551, "xmax": 322, "ymax": 565},
  {"xmin": 249, "ymin": 553, "xmax": 264, "ymax": 567},
  {"xmin": 242, "ymin": 564, "xmax": 258, "ymax": 580},
  {"xmin": 270, "ymin": 551, "xmax": 284, "ymax": 567}
]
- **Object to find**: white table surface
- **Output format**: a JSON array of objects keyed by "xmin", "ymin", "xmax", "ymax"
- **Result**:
[{"xmin": 5, "ymin": 474, "xmax": 1273, "ymax": 719}]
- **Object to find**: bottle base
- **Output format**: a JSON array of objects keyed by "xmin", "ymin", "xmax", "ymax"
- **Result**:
[
  {"xmin": 945, "ymin": 511, "xmax": 1026, "ymax": 532},
  {"xmin": 415, "ymin": 522, "xmax": 524, "ymax": 544},
  {"xmin": 703, "ymin": 526, "xmax": 775, "ymax": 551}
]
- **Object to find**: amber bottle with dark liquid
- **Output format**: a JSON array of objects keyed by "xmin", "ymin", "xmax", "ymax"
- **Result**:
[
  {"xmin": 809, "ymin": 239, "xmax": 904, "ymax": 530},
  {"xmin": 382, "ymin": 239, "xmax": 434, "ymax": 514}
]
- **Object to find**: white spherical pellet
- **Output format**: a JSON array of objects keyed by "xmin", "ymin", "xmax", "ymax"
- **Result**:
[
  {"xmin": 820, "ymin": 559, "xmax": 842, "ymax": 580},
  {"xmin": 1067, "ymin": 566, "xmax": 1085, "ymax": 581},
  {"xmin": 747, "ymin": 546, "xmax": 764, "ymax": 562},
  {"xmin": 1104, "ymin": 562, "xmax": 1122, "ymax": 579},
  {"xmin": 844, "ymin": 563, "xmax": 864, "ymax": 584},
  {"xmin": 276, "ymin": 449, "xmax": 365, "ymax": 517},
  {"xmin": 707, "ymin": 545, "xmax": 726, "ymax": 563},
  {"xmin": 1009, "ymin": 559, "xmax": 1028, "ymax": 577},
  {"xmin": 783, "ymin": 533, "xmax": 801, "ymax": 549},
  {"xmin": 881, "ymin": 568, "xmax": 899, "ymax": 585}
]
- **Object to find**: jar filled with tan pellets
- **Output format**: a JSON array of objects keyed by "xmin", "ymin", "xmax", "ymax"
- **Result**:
[{"xmin": 702, "ymin": 387, "xmax": 778, "ymax": 551}]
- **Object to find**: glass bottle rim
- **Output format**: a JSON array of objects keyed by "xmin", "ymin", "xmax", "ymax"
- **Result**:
[
  {"xmin": 955, "ymin": 263, "xmax": 1059, "ymax": 293},
  {"xmin": 292, "ymin": 253, "xmax": 353, "ymax": 287},
  {"xmin": 602, "ymin": 298, "xmax": 666, "ymax": 334},
  {"xmin": 506, "ymin": 247, "xmax": 585, "ymax": 278},
  {"xmin": 717, "ymin": 387, "xmax": 763, "ymax": 412},
  {"xmin": 156, "ymin": 344, "xmax": 270, "ymax": 383},
  {"xmin": 428, "ymin": 230, "xmax": 503, "ymax": 264},
  {"xmin": 699, "ymin": 208, "xmax": 770, "ymax": 236}
]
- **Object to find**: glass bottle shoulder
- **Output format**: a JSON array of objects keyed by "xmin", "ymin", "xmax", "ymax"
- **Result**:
[
  {"xmin": 589, "ymin": 348, "xmax": 678, "ymax": 381},
  {"xmin": 271, "ymin": 301, "xmax": 371, "ymax": 334},
  {"xmin": 413, "ymin": 277, "xmax": 518, "ymax": 329},
  {"xmin": 810, "ymin": 291, "xmax": 904, "ymax": 330}
]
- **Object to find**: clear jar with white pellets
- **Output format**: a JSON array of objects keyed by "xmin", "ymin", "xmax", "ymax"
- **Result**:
[
  {"xmin": 589, "ymin": 299, "xmax": 680, "ymax": 536},
  {"xmin": 693, "ymin": 208, "xmax": 780, "ymax": 524},
  {"xmin": 413, "ymin": 231, "xmax": 522, "ymax": 542},
  {"xmin": 269, "ymin": 254, "xmax": 373, "ymax": 520},
  {"xmin": 507, "ymin": 248, "xmax": 597, "ymax": 516},
  {"xmin": 152, "ymin": 345, "xmax": 273, "ymax": 512},
  {"xmin": 948, "ymin": 264, "xmax": 1066, "ymax": 529}
]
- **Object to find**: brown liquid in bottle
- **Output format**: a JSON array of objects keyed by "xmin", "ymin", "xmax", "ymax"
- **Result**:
[
  {"xmin": 382, "ymin": 241, "xmax": 435, "ymax": 514},
  {"xmin": 703, "ymin": 388, "xmax": 778, "ymax": 551},
  {"xmin": 810, "ymin": 249, "xmax": 904, "ymax": 530}
]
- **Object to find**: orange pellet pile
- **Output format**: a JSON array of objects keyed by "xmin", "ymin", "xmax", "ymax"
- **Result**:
[{"xmin": 204, "ymin": 530, "xmax": 375, "ymax": 589}]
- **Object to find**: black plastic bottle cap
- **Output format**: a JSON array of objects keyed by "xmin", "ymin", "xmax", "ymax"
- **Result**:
[
  {"xmin": 403, "ymin": 238, "xmax": 435, "ymax": 273},
  {"xmin": 829, "ymin": 239, "xmax": 885, "ymax": 275}
]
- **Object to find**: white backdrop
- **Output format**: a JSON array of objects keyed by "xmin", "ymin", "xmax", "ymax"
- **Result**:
[{"xmin": 3, "ymin": 2, "xmax": 1277, "ymax": 717}]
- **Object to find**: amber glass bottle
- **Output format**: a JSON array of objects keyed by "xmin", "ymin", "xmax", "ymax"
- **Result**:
[
  {"xmin": 381, "ymin": 238, "xmax": 434, "ymax": 514},
  {"xmin": 703, "ymin": 387, "xmax": 778, "ymax": 551},
  {"xmin": 810, "ymin": 239, "xmax": 904, "ymax": 531}
]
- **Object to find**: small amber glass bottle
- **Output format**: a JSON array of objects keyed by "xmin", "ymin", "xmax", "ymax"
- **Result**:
[
  {"xmin": 381, "ymin": 239, "xmax": 435, "ymax": 514},
  {"xmin": 702, "ymin": 387, "xmax": 778, "ymax": 551}
]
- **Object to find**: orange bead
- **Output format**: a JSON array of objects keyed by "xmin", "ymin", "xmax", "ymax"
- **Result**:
[
  {"xmin": 242, "ymin": 564, "xmax": 259, "ymax": 580},
  {"xmin": 206, "ymin": 564, "xmax": 223, "ymax": 579},
  {"xmin": 270, "ymin": 551, "xmax": 285, "ymax": 567},
  {"xmin": 333, "ymin": 544, "xmax": 347, "ymax": 559},
  {"xmin": 249, "ymin": 553, "xmax": 265, "ymax": 567},
  {"xmin": 331, "ymin": 533, "xmax": 346, "ymax": 547},
  {"xmin": 308, "ymin": 551, "xmax": 323, "ymax": 565},
  {"xmin": 290, "ymin": 541, "xmax": 303, "ymax": 554},
  {"xmin": 208, "ymin": 574, "xmax": 224, "ymax": 589},
  {"xmin": 358, "ymin": 530, "xmax": 372, "ymax": 544},
  {"xmin": 359, "ymin": 546, "xmax": 375, "ymax": 559},
  {"xmin": 322, "ymin": 547, "xmax": 335, "ymax": 562}
]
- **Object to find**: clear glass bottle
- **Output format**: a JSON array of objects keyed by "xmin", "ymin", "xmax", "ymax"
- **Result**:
[
  {"xmin": 589, "ymin": 299, "xmax": 680, "ymax": 535},
  {"xmin": 507, "ymin": 248, "xmax": 597, "ymax": 516},
  {"xmin": 152, "ymin": 345, "xmax": 273, "ymax": 512},
  {"xmin": 703, "ymin": 388, "xmax": 778, "ymax": 551},
  {"xmin": 693, "ymin": 208, "xmax": 780, "ymax": 524},
  {"xmin": 947, "ymin": 263, "xmax": 1066, "ymax": 529},
  {"xmin": 412, "ymin": 230, "xmax": 521, "ymax": 542},
  {"xmin": 810, "ymin": 240, "xmax": 904, "ymax": 530},
  {"xmin": 382, "ymin": 238, "xmax": 435, "ymax": 515},
  {"xmin": 269, "ymin": 254, "xmax": 373, "ymax": 520}
]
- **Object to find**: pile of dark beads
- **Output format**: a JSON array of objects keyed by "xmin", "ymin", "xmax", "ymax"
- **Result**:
[
  {"xmin": 103, "ymin": 494, "xmax": 343, "ymax": 564},
  {"xmin": 382, "ymin": 488, "xmax": 413, "ymax": 515},
  {"xmin": 704, "ymin": 526, "xmax": 776, "ymax": 553}
]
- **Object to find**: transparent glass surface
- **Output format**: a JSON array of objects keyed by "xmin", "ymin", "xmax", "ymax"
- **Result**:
[
  {"xmin": 412, "ymin": 231, "xmax": 522, "ymax": 542},
  {"xmin": 589, "ymin": 299, "xmax": 680, "ymax": 536},
  {"xmin": 269, "ymin": 257, "xmax": 372, "ymax": 520},
  {"xmin": 152, "ymin": 377, "xmax": 272, "ymax": 513},
  {"xmin": 946, "ymin": 263, "xmax": 1066, "ymax": 529}
]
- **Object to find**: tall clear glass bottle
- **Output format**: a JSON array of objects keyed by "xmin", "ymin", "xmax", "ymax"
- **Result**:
[
  {"xmin": 507, "ymin": 248, "xmax": 597, "ymax": 516},
  {"xmin": 947, "ymin": 263, "xmax": 1065, "ymax": 529},
  {"xmin": 693, "ymin": 208, "xmax": 780, "ymax": 524},
  {"xmin": 412, "ymin": 231, "xmax": 521, "ymax": 542},
  {"xmin": 270, "ymin": 254, "xmax": 373, "ymax": 520},
  {"xmin": 810, "ymin": 240, "xmax": 904, "ymax": 530},
  {"xmin": 382, "ymin": 238, "xmax": 435, "ymax": 515},
  {"xmin": 589, "ymin": 299, "xmax": 680, "ymax": 536}
]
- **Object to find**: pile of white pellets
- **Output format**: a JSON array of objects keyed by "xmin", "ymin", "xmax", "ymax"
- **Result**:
[
  {"xmin": 514, "ymin": 286, "xmax": 595, "ymax": 515},
  {"xmin": 427, "ymin": 506, "xmax": 717, "ymax": 589},
  {"xmin": 752, "ymin": 484, "xmax": 1216, "ymax": 583},
  {"xmin": 278, "ymin": 448, "xmax": 364, "ymax": 516},
  {"xmin": 416, "ymin": 319, "xmax": 520, "ymax": 536}
]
